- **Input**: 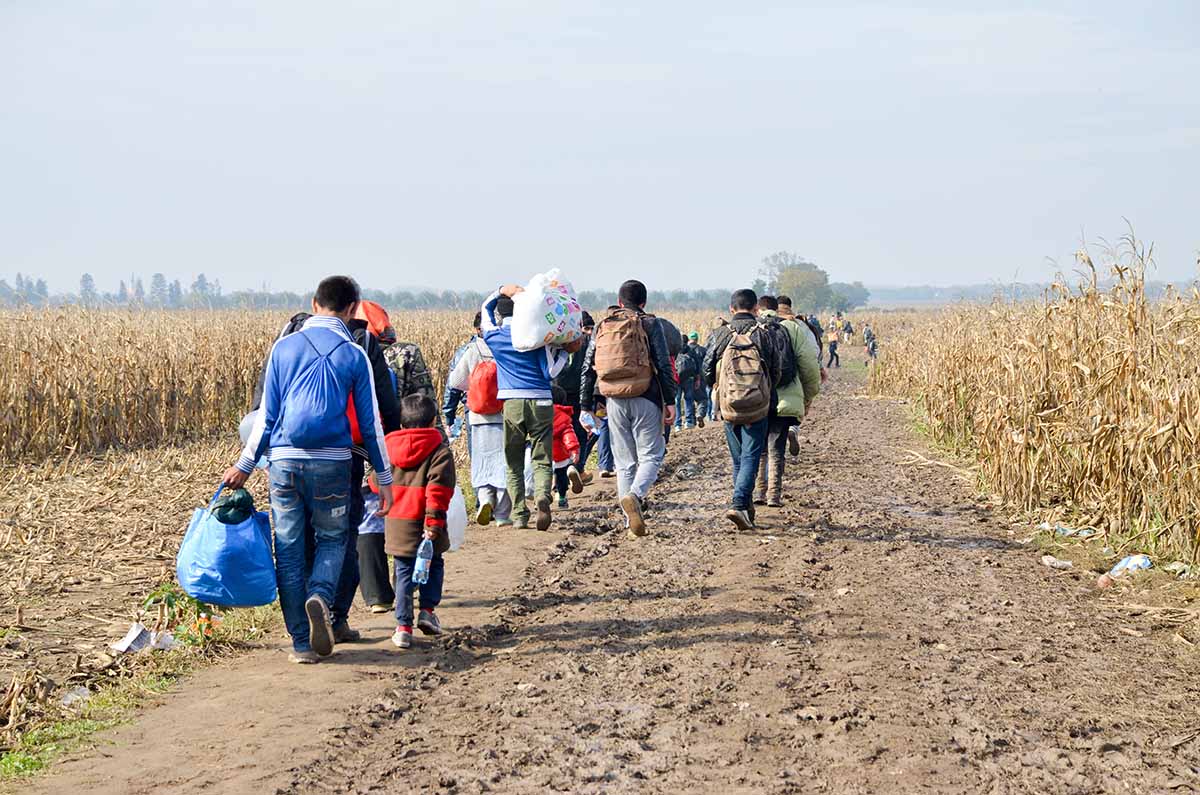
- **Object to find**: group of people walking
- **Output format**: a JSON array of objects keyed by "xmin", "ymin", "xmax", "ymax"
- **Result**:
[{"xmin": 221, "ymin": 275, "xmax": 852, "ymax": 663}]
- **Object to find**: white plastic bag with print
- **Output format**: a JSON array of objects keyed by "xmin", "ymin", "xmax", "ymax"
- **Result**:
[
  {"xmin": 446, "ymin": 486, "xmax": 468, "ymax": 552},
  {"xmin": 510, "ymin": 269, "xmax": 584, "ymax": 352}
]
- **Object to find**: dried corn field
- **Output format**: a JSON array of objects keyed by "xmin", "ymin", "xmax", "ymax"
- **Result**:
[{"xmin": 870, "ymin": 243, "xmax": 1200, "ymax": 561}]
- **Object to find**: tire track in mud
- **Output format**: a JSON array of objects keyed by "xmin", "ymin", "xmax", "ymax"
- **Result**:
[{"xmin": 281, "ymin": 373, "xmax": 1200, "ymax": 795}]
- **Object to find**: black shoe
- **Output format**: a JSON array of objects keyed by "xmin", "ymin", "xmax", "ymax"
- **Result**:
[
  {"xmin": 332, "ymin": 621, "xmax": 362, "ymax": 644},
  {"xmin": 787, "ymin": 429, "xmax": 800, "ymax": 457},
  {"xmin": 305, "ymin": 596, "xmax": 335, "ymax": 657}
]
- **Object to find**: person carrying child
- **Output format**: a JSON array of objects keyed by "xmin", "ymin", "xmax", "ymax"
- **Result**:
[
  {"xmin": 378, "ymin": 394, "xmax": 456, "ymax": 649},
  {"xmin": 551, "ymin": 386, "xmax": 584, "ymax": 508}
]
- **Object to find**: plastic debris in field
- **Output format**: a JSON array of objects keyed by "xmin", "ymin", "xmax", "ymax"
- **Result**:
[
  {"xmin": 111, "ymin": 622, "xmax": 152, "ymax": 654},
  {"xmin": 1109, "ymin": 554, "xmax": 1152, "ymax": 577},
  {"xmin": 1041, "ymin": 555, "xmax": 1074, "ymax": 570}
]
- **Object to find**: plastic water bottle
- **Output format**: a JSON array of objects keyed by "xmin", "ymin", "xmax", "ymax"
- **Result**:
[{"xmin": 413, "ymin": 538, "xmax": 433, "ymax": 585}]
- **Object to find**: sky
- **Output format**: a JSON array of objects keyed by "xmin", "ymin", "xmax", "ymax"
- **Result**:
[{"xmin": 2, "ymin": 1, "xmax": 1198, "ymax": 294}]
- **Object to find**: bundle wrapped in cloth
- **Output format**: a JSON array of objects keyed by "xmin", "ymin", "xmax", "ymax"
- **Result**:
[{"xmin": 510, "ymin": 268, "xmax": 584, "ymax": 351}]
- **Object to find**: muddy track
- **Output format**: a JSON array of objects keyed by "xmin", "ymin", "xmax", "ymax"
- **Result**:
[{"xmin": 276, "ymin": 373, "xmax": 1199, "ymax": 794}]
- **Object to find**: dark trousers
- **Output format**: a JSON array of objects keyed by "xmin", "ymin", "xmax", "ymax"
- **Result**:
[
  {"xmin": 724, "ymin": 418, "xmax": 768, "ymax": 510},
  {"xmin": 827, "ymin": 345, "xmax": 840, "ymax": 368},
  {"xmin": 394, "ymin": 554, "xmax": 444, "ymax": 628},
  {"xmin": 570, "ymin": 411, "xmax": 589, "ymax": 474},
  {"xmin": 357, "ymin": 531, "xmax": 394, "ymax": 607}
]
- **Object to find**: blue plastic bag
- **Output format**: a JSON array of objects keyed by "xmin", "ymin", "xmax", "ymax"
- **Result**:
[{"xmin": 176, "ymin": 485, "xmax": 277, "ymax": 608}]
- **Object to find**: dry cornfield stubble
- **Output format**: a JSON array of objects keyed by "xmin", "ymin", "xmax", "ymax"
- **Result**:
[
  {"xmin": 870, "ymin": 241, "xmax": 1200, "ymax": 561},
  {"xmin": 0, "ymin": 303, "xmax": 721, "ymax": 746}
]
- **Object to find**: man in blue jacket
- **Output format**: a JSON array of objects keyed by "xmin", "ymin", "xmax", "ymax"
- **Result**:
[
  {"xmin": 481, "ymin": 285, "xmax": 580, "ymax": 531},
  {"xmin": 224, "ymin": 276, "xmax": 394, "ymax": 664}
]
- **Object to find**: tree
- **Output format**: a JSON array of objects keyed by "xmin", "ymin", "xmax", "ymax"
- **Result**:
[
  {"xmin": 168, "ymin": 280, "xmax": 184, "ymax": 308},
  {"xmin": 191, "ymin": 273, "xmax": 211, "ymax": 305},
  {"xmin": 775, "ymin": 265, "xmax": 832, "ymax": 314},
  {"xmin": 828, "ymin": 281, "xmax": 870, "ymax": 312},
  {"xmin": 80, "ymin": 273, "xmax": 97, "ymax": 306},
  {"xmin": 132, "ymin": 278, "xmax": 145, "ymax": 305},
  {"xmin": 149, "ymin": 273, "xmax": 168, "ymax": 306},
  {"xmin": 760, "ymin": 251, "xmax": 819, "ymax": 291},
  {"xmin": 117, "ymin": 280, "xmax": 129, "ymax": 305}
]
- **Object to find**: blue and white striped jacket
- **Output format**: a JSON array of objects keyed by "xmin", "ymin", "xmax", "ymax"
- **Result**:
[{"xmin": 237, "ymin": 315, "xmax": 393, "ymax": 485}]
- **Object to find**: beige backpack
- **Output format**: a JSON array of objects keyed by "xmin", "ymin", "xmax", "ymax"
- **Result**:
[
  {"xmin": 717, "ymin": 331, "xmax": 770, "ymax": 424},
  {"xmin": 594, "ymin": 308, "xmax": 653, "ymax": 398}
]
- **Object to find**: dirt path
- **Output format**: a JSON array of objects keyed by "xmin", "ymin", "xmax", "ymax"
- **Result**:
[{"xmin": 29, "ymin": 371, "xmax": 1200, "ymax": 794}]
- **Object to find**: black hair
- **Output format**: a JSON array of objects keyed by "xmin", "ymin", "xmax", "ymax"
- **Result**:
[
  {"xmin": 758, "ymin": 295, "xmax": 779, "ymax": 311},
  {"xmin": 314, "ymin": 276, "xmax": 361, "ymax": 313},
  {"xmin": 581, "ymin": 311, "xmax": 595, "ymax": 330},
  {"xmin": 495, "ymin": 296, "xmax": 515, "ymax": 320},
  {"xmin": 472, "ymin": 311, "xmax": 482, "ymax": 330},
  {"xmin": 777, "ymin": 295, "xmax": 793, "ymax": 307},
  {"xmin": 551, "ymin": 385, "xmax": 567, "ymax": 405},
  {"xmin": 400, "ymin": 393, "xmax": 437, "ymax": 429},
  {"xmin": 618, "ymin": 280, "xmax": 648, "ymax": 309},
  {"xmin": 730, "ymin": 288, "xmax": 758, "ymax": 312}
]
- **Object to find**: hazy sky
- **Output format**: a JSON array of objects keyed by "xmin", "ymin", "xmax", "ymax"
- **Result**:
[{"xmin": 3, "ymin": 1, "xmax": 1198, "ymax": 294}]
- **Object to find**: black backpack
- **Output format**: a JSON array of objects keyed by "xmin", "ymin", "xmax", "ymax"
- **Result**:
[
  {"xmin": 762, "ymin": 317, "xmax": 796, "ymax": 387},
  {"xmin": 676, "ymin": 351, "xmax": 697, "ymax": 380}
]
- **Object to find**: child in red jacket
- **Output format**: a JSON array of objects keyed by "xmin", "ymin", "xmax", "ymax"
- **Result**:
[
  {"xmin": 377, "ymin": 394, "xmax": 456, "ymax": 649},
  {"xmin": 551, "ymin": 386, "xmax": 583, "ymax": 508}
]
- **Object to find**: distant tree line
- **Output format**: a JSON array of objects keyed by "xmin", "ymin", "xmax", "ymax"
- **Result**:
[{"xmin": 0, "ymin": 259, "xmax": 875, "ymax": 313}]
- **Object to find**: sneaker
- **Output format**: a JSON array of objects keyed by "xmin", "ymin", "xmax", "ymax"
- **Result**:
[
  {"xmin": 567, "ymin": 466, "xmax": 584, "ymax": 494},
  {"xmin": 332, "ymin": 622, "xmax": 362, "ymax": 644},
  {"xmin": 391, "ymin": 626, "xmax": 412, "ymax": 649},
  {"xmin": 580, "ymin": 471, "xmax": 594, "ymax": 486},
  {"xmin": 305, "ymin": 595, "xmax": 335, "ymax": 657},
  {"xmin": 600, "ymin": 470, "xmax": 616, "ymax": 479},
  {"xmin": 788, "ymin": 428, "xmax": 800, "ymax": 457},
  {"xmin": 697, "ymin": 416, "xmax": 705, "ymax": 428},
  {"xmin": 370, "ymin": 603, "xmax": 392, "ymax": 614},
  {"xmin": 288, "ymin": 649, "xmax": 320, "ymax": 664},
  {"xmin": 558, "ymin": 496, "xmax": 569, "ymax": 509},
  {"xmin": 621, "ymin": 494, "xmax": 646, "ymax": 537},
  {"xmin": 767, "ymin": 498, "xmax": 783, "ymax": 508},
  {"xmin": 535, "ymin": 497, "xmax": 553, "ymax": 531},
  {"xmin": 496, "ymin": 519, "xmax": 514, "ymax": 528},
  {"xmin": 753, "ymin": 495, "xmax": 768, "ymax": 506},
  {"xmin": 514, "ymin": 517, "xmax": 530, "ymax": 530},
  {"xmin": 475, "ymin": 501, "xmax": 494, "ymax": 526},
  {"xmin": 725, "ymin": 509, "xmax": 755, "ymax": 531},
  {"xmin": 417, "ymin": 609, "xmax": 442, "ymax": 636}
]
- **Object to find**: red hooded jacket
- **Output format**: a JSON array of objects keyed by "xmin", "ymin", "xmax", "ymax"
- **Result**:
[
  {"xmin": 553, "ymin": 404, "xmax": 581, "ymax": 464},
  {"xmin": 378, "ymin": 428, "xmax": 456, "ymax": 557}
]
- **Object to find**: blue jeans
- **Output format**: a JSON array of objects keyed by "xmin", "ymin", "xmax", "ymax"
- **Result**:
[
  {"xmin": 724, "ymin": 419, "xmax": 768, "ymax": 510},
  {"xmin": 673, "ymin": 379, "xmax": 697, "ymax": 428},
  {"xmin": 394, "ymin": 554, "xmax": 445, "ymax": 628},
  {"xmin": 269, "ymin": 459, "xmax": 352, "ymax": 653},
  {"xmin": 596, "ymin": 418, "xmax": 614, "ymax": 472},
  {"xmin": 331, "ymin": 457, "xmax": 365, "ymax": 625}
]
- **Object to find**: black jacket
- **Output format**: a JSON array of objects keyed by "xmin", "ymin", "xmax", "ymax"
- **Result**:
[
  {"xmin": 553, "ymin": 344, "xmax": 588, "ymax": 408},
  {"xmin": 703, "ymin": 313, "xmax": 785, "ymax": 397},
  {"xmin": 580, "ymin": 312, "xmax": 677, "ymax": 411},
  {"xmin": 252, "ymin": 312, "xmax": 403, "ymax": 436}
]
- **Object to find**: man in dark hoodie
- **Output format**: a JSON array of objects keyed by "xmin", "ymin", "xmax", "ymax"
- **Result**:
[
  {"xmin": 580, "ymin": 280, "xmax": 676, "ymax": 537},
  {"xmin": 703, "ymin": 288, "xmax": 784, "ymax": 531}
]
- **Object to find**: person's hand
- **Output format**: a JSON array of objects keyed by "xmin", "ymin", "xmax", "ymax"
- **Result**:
[
  {"xmin": 664, "ymin": 405, "xmax": 677, "ymax": 426},
  {"xmin": 376, "ymin": 486, "xmax": 394, "ymax": 517},
  {"xmin": 499, "ymin": 284, "xmax": 524, "ymax": 298},
  {"xmin": 820, "ymin": 367, "xmax": 829, "ymax": 384},
  {"xmin": 424, "ymin": 525, "xmax": 440, "ymax": 541},
  {"xmin": 222, "ymin": 466, "xmax": 250, "ymax": 489},
  {"xmin": 564, "ymin": 337, "xmax": 584, "ymax": 354},
  {"xmin": 580, "ymin": 410, "xmax": 595, "ymax": 430}
]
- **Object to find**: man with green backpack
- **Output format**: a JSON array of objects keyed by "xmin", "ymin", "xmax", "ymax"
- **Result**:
[{"xmin": 702, "ymin": 289, "xmax": 784, "ymax": 530}]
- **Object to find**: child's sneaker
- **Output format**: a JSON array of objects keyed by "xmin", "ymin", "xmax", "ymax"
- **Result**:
[
  {"xmin": 391, "ymin": 625, "xmax": 413, "ymax": 649},
  {"xmin": 558, "ymin": 495, "xmax": 569, "ymax": 509},
  {"xmin": 416, "ymin": 609, "xmax": 442, "ymax": 636},
  {"xmin": 567, "ymin": 466, "xmax": 584, "ymax": 494}
]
